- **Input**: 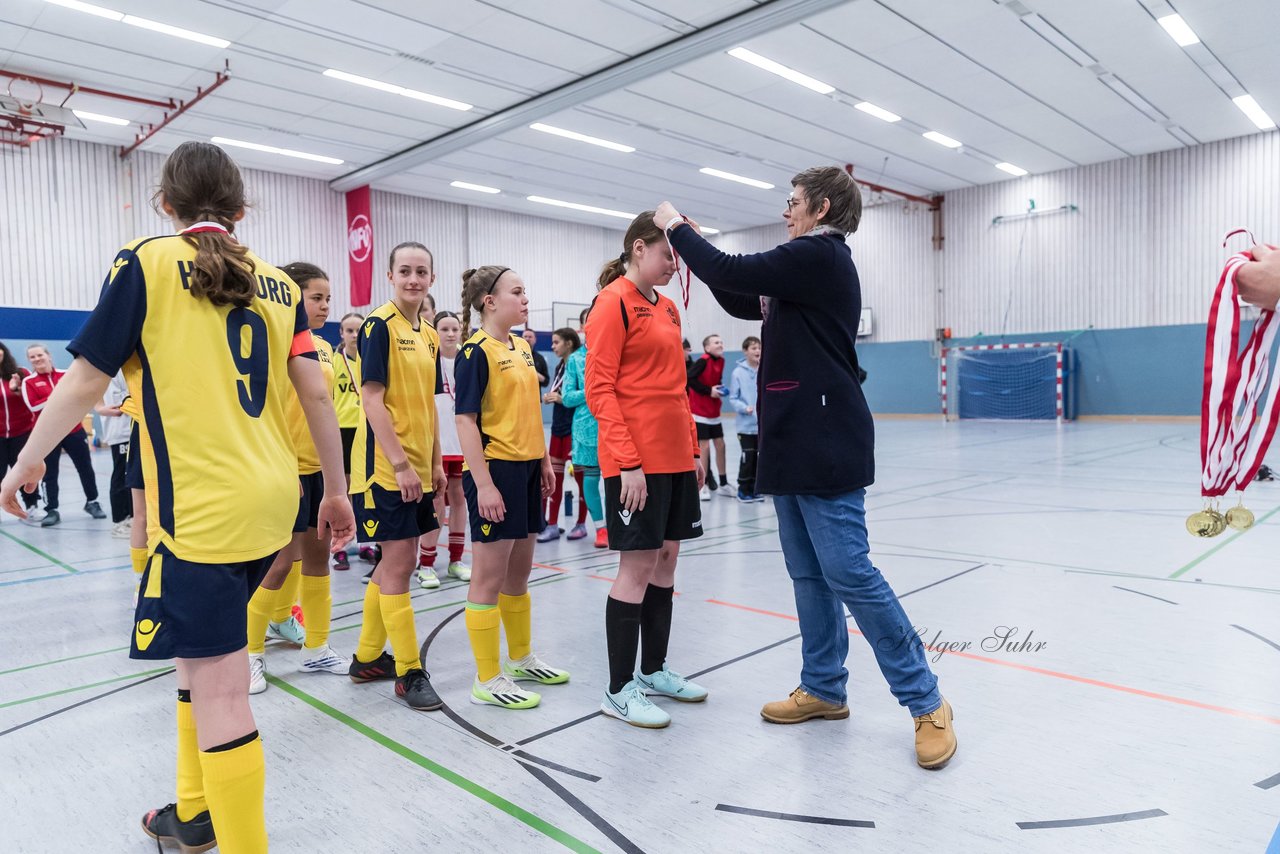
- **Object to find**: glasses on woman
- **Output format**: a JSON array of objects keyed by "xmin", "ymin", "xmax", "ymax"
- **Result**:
[{"xmin": 786, "ymin": 195, "xmax": 804, "ymax": 211}]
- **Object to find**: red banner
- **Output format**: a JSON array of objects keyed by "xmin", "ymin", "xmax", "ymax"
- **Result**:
[{"xmin": 345, "ymin": 186, "xmax": 373, "ymax": 306}]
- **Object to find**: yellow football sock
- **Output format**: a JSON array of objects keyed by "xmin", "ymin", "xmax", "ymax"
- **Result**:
[
  {"xmin": 465, "ymin": 602, "xmax": 501, "ymax": 682},
  {"xmin": 199, "ymin": 735, "xmax": 267, "ymax": 854},
  {"xmin": 378, "ymin": 591, "xmax": 419, "ymax": 677},
  {"xmin": 130, "ymin": 547, "xmax": 147, "ymax": 576},
  {"xmin": 497, "ymin": 592, "xmax": 532, "ymax": 662},
  {"xmin": 175, "ymin": 696, "xmax": 206, "ymax": 822},
  {"xmin": 245, "ymin": 584, "xmax": 275, "ymax": 656},
  {"xmin": 271, "ymin": 561, "xmax": 302, "ymax": 622},
  {"xmin": 354, "ymin": 581, "xmax": 387, "ymax": 664},
  {"xmin": 300, "ymin": 574, "xmax": 331, "ymax": 650}
]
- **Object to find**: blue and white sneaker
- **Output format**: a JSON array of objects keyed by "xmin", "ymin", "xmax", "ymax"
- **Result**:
[
  {"xmin": 636, "ymin": 664, "xmax": 708, "ymax": 702},
  {"xmin": 601, "ymin": 680, "xmax": 671, "ymax": 728},
  {"xmin": 267, "ymin": 616, "xmax": 305, "ymax": 646},
  {"xmin": 504, "ymin": 652, "xmax": 570, "ymax": 685},
  {"xmin": 298, "ymin": 643, "xmax": 349, "ymax": 675}
]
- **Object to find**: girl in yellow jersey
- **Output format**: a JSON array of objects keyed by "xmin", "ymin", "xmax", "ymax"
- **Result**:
[
  {"xmin": 455, "ymin": 266, "xmax": 568, "ymax": 710},
  {"xmin": 244, "ymin": 262, "xmax": 350, "ymax": 692},
  {"xmin": 0, "ymin": 142, "xmax": 354, "ymax": 854},
  {"xmin": 348, "ymin": 242, "xmax": 448, "ymax": 711},
  {"xmin": 332, "ymin": 311, "xmax": 363, "ymax": 571}
]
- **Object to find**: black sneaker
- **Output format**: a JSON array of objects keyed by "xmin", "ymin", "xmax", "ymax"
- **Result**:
[
  {"xmin": 348, "ymin": 651, "xmax": 397, "ymax": 683},
  {"xmin": 332, "ymin": 550, "xmax": 350, "ymax": 571},
  {"xmin": 395, "ymin": 668, "xmax": 443, "ymax": 710},
  {"xmin": 84, "ymin": 500, "xmax": 106, "ymax": 519},
  {"xmin": 40, "ymin": 509, "xmax": 61, "ymax": 528},
  {"xmin": 141, "ymin": 803, "xmax": 216, "ymax": 853}
]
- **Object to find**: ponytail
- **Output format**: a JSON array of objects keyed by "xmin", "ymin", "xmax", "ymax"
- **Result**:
[
  {"xmin": 460, "ymin": 265, "xmax": 508, "ymax": 336},
  {"xmin": 186, "ymin": 230, "xmax": 256, "ymax": 308},
  {"xmin": 596, "ymin": 256, "xmax": 627, "ymax": 291}
]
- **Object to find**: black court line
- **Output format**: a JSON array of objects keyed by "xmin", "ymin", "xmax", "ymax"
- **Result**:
[
  {"xmin": 519, "ymin": 761, "xmax": 645, "ymax": 854},
  {"xmin": 714, "ymin": 804, "xmax": 874, "ymax": 828},
  {"xmin": 511, "ymin": 751, "xmax": 601, "ymax": 783},
  {"xmin": 896, "ymin": 563, "xmax": 986, "ymax": 598},
  {"xmin": 0, "ymin": 668, "xmax": 174, "ymax": 738},
  {"xmin": 1232, "ymin": 624, "xmax": 1280, "ymax": 653},
  {"xmin": 515, "ymin": 710, "xmax": 605, "ymax": 747},
  {"xmin": 1255, "ymin": 772, "xmax": 1280, "ymax": 790},
  {"xmin": 1112, "ymin": 586, "xmax": 1179, "ymax": 606},
  {"xmin": 1016, "ymin": 808, "xmax": 1167, "ymax": 830}
]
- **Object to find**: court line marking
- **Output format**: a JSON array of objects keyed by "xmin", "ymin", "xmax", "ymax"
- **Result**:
[
  {"xmin": 0, "ymin": 666, "xmax": 173, "ymax": 710},
  {"xmin": 0, "ymin": 563, "xmax": 131, "ymax": 587},
  {"xmin": 706, "ymin": 599, "xmax": 1280, "ymax": 726},
  {"xmin": 519, "ymin": 762, "xmax": 641, "ymax": 854},
  {"xmin": 1015, "ymin": 808, "xmax": 1167, "ymax": 830},
  {"xmin": 266, "ymin": 675, "xmax": 601, "ymax": 854},
  {"xmin": 0, "ymin": 529, "xmax": 79, "ymax": 573},
  {"xmin": 0, "ymin": 668, "xmax": 173, "ymax": 738},
  {"xmin": 714, "ymin": 804, "xmax": 875, "ymax": 828},
  {"xmin": 1112, "ymin": 586, "xmax": 1178, "ymax": 605},
  {"xmin": 1255, "ymin": 771, "xmax": 1280, "ymax": 790},
  {"xmin": 1170, "ymin": 504, "xmax": 1280, "ymax": 579},
  {"xmin": 1232, "ymin": 624, "xmax": 1280, "ymax": 654},
  {"xmin": 0, "ymin": 645, "xmax": 131, "ymax": 676}
]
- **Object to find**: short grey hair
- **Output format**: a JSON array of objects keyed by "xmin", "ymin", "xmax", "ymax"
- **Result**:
[{"xmin": 791, "ymin": 166, "xmax": 862, "ymax": 234}]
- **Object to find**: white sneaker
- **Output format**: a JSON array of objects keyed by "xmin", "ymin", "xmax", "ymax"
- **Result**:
[
  {"xmin": 717, "ymin": 483, "xmax": 735, "ymax": 496},
  {"xmin": 111, "ymin": 520, "xmax": 132, "ymax": 539},
  {"xmin": 699, "ymin": 486, "xmax": 711, "ymax": 502},
  {"xmin": 21, "ymin": 508, "xmax": 47, "ymax": 526},
  {"xmin": 417, "ymin": 568, "xmax": 440, "ymax": 589},
  {"xmin": 447, "ymin": 561, "xmax": 471, "ymax": 582},
  {"xmin": 249, "ymin": 653, "xmax": 267, "ymax": 694},
  {"xmin": 299, "ymin": 643, "xmax": 349, "ymax": 675}
]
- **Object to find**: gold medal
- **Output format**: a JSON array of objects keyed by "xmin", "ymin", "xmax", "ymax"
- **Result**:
[
  {"xmin": 1226, "ymin": 504, "xmax": 1255, "ymax": 531},
  {"xmin": 1186, "ymin": 508, "xmax": 1226, "ymax": 538}
]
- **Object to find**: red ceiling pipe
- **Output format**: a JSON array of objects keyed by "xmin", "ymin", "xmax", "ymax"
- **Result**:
[
  {"xmin": 120, "ymin": 61, "xmax": 230, "ymax": 158},
  {"xmin": 0, "ymin": 69, "xmax": 175, "ymax": 109}
]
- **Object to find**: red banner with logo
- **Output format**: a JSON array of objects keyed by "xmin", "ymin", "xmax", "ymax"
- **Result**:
[{"xmin": 345, "ymin": 186, "xmax": 373, "ymax": 306}]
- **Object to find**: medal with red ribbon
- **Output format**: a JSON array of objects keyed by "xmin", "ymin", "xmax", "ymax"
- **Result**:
[{"xmin": 1192, "ymin": 228, "xmax": 1278, "ymax": 537}]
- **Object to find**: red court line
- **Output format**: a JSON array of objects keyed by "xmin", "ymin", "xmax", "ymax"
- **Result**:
[{"xmin": 705, "ymin": 598, "xmax": 1280, "ymax": 726}]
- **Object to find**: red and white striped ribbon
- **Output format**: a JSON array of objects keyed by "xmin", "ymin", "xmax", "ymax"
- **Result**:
[{"xmin": 1200, "ymin": 230, "xmax": 1280, "ymax": 496}]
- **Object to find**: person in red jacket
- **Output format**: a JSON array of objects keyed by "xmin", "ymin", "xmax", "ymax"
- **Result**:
[
  {"xmin": 686, "ymin": 334, "xmax": 731, "ymax": 499},
  {"xmin": 0, "ymin": 341, "xmax": 40, "ymax": 521},
  {"xmin": 22, "ymin": 344, "xmax": 104, "ymax": 527}
]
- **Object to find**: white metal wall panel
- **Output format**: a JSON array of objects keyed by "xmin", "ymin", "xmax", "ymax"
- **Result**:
[{"xmin": 370, "ymin": 191, "xmax": 470, "ymax": 316}]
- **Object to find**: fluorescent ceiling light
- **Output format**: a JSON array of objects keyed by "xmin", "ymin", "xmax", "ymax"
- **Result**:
[
  {"xmin": 727, "ymin": 47, "xmax": 834, "ymax": 95},
  {"xmin": 73, "ymin": 109, "xmax": 128, "ymax": 126},
  {"xmin": 699, "ymin": 166, "xmax": 774, "ymax": 190},
  {"xmin": 122, "ymin": 15, "xmax": 229, "ymax": 48},
  {"xmin": 923, "ymin": 131, "xmax": 962, "ymax": 148},
  {"xmin": 1233, "ymin": 94, "xmax": 1276, "ymax": 130},
  {"xmin": 43, "ymin": 0, "xmax": 122, "ymax": 21},
  {"xmin": 529, "ymin": 122, "xmax": 635, "ymax": 153},
  {"xmin": 211, "ymin": 137, "xmax": 344, "ymax": 165},
  {"xmin": 995, "ymin": 162, "xmax": 1028, "ymax": 176},
  {"xmin": 526, "ymin": 195, "xmax": 634, "ymax": 220},
  {"xmin": 854, "ymin": 101, "xmax": 901, "ymax": 123},
  {"xmin": 1157, "ymin": 14, "xmax": 1200, "ymax": 47},
  {"xmin": 451, "ymin": 180, "xmax": 500, "ymax": 194},
  {"xmin": 698, "ymin": 226, "xmax": 721, "ymax": 235},
  {"xmin": 323, "ymin": 69, "xmax": 472, "ymax": 111}
]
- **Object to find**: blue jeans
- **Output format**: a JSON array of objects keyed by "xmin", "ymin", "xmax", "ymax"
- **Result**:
[{"xmin": 774, "ymin": 489, "xmax": 941, "ymax": 717}]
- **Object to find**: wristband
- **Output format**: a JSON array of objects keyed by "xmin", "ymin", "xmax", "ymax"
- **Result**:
[{"xmin": 663, "ymin": 216, "xmax": 684, "ymax": 234}]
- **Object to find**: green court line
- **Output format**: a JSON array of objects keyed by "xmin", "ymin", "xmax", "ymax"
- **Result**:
[
  {"xmin": 0, "ymin": 645, "xmax": 131, "ymax": 676},
  {"xmin": 0, "ymin": 529, "xmax": 79, "ymax": 573},
  {"xmin": 0, "ymin": 667, "xmax": 172, "ymax": 710},
  {"xmin": 267, "ymin": 675, "xmax": 600, "ymax": 853},
  {"xmin": 1169, "ymin": 504, "xmax": 1280, "ymax": 579}
]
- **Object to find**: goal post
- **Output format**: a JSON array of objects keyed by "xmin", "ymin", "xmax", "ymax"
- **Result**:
[{"xmin": 940, "ymin": 342, "xmax": 1069, "ymax": 421}]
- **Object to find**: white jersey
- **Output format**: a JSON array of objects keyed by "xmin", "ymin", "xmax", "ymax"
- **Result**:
[{"xmin": 436, "ymin": 353, "xmax": 462, "ymax": 457}]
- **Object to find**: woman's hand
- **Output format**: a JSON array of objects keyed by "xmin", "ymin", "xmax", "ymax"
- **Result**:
[
  {"xmin": 541, "ymin": 457, "xmax": 556, "ymax": 498},
  {"xmin": 431, "ymin": 464, "xmax": 448, "ymax": 497},
  {"xmin": 478, "ymin": 482, "xmax": 506, "ymax": 523},
  {"xmin": 0, "ymin": 456, "xmax": 44, "ymax": 519},
  {"xmin": 619, "ymin": 467, "xmax": 647, "ymax": 513},
  {"xmin": 542, "ymin": 391, "xmax": 562, "ymax": 404},
  {"xmin": 8, "ymin": 375, "xmax": 19, "ymax": 392},
  {"xmin": 395, "ymin": 464, "xmax": 423, "ymax": 504},
  {"xmin": 1237, "ymin": 243, "xmax": 1280, "ymax": 310},
  {"xmin": 693, "ymin": 458, "xmax": 705, "ymax": 491},
  {"xmin": 653, "ymin": 202, "xmax": 681, "ymax": 230},
  {"xmin": 317, "ymin": 495, "xmax": 356, "ymax": 552}
]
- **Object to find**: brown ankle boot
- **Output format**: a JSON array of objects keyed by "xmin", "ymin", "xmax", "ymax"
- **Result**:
[
  {"xmin": 760, "ymin": 687, "xmax": 849, "ymax": 724},
  {"xmin": 914, "ymin": 698, "xmax": 957, "ymax": 769}
]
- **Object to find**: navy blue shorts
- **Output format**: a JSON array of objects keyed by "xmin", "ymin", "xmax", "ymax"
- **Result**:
[
  {"xmin": 125, "ymin": 423, "xmax": 143, "ymax": 490},
  {"xmin": 293, "ymin": 471, "xmax": 324, "ymax": 533},
  {"xmin": 463, "ymin": 459, "xmax": 545, "ymax": 543},
  {"xmin": 130, "ymin": 544, "xmax": 275, "ymax": 660},
  {"xmin": 354, "ymin": 483, "xmax": 439, "ymax": 542}
]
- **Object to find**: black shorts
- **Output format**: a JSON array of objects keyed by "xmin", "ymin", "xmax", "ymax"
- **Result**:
[
  {"xmin": 604, "ymin": 470, "xmax": 703, "ymax": 551},
  {"xmin": 354, "ymin": 484, "xmax": 439, "ymax": 542},
  {"xmin": 293, "ymin": 471, "xmax": 324, "ymax": 533},
  {"xmin": 340, "ymin": 427, "xmax": 356, "ymax": 475},
  {"xmin": 130, "ymin": 544, "xmax": 275, "ymax": 660},
  {"xmin": 464, "ymin": 459, "xmax": 545, "ymax": 543},
  {"xmin": 125, "ymin": 423, "xmax": 143, "ymax": 490},
  {"xmin": 696, "ymin": 422, "xmax": 724, "ymax": 441}
]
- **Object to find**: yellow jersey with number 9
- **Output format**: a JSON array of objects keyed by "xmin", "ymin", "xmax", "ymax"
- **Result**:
[{"xmin": 69, "ymin": 234, "xmax": 315, "ymax": 563}]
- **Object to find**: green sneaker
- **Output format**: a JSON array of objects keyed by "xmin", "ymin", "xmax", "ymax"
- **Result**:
[
  {"xmin": 471, "ymin": 674, "xmax": 541, "ymax": 709},
  {"xmin": 504, "ymin": 652, "xmax": 570, "ymax": 685}
]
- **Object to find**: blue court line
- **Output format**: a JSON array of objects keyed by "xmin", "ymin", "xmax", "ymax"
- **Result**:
[
  {"xmin": 0, "ymin": 563, "xmax": 131, "ymax": 588},
  {"xmin": 1267, "ymin": 819, "xmax": 1280, "ymax": 854}
]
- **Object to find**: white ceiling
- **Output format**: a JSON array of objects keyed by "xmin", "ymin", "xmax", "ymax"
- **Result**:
[{"xmin": 1, "ymin": 0, "xmax": 1277, "ymax": 231}]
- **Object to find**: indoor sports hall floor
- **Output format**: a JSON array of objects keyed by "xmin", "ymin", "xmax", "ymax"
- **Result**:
[{"xmin": 1, "ymin": 420, "xmax": 1276, "ymax": 853}]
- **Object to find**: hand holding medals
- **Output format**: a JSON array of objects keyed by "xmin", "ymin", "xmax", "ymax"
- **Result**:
[{"xmin": 1193, "ymin": 229, "xmax": 1279, "ymax": 537}]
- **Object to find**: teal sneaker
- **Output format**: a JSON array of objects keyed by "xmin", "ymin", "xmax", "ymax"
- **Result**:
[
  {"xmin": 601, "ymin": 680, "xmax": 671, "ymax": 728},
  {"xmin": 636, "ymin": 665, "xmax": 708, "ymax": 702},
  {"xmin": 266, "ymin": 615, "xmax": 305, "ymax": 646},
  {"xmin": 471, "ymin": 674, "xmax": 540, "ymax": 709},
  {"xmin": 504, "ymin": 652, "xmax": 570, "ymax": 685}
]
